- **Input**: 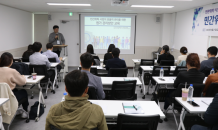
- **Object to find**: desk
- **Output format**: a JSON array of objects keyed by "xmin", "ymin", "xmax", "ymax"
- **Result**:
[
  {"xmin": 0, "ymin": 98, "xmax": 9, "ymax": 130},
  {"xmin": 78, "ymin": 66, "xmax": 106, "ymax": 70},
  {"xmin": 53, "ymin": 45, "xmax": 68, "ymax": 56},
  {"xmin": 175, "ymin": 97, "xmax": 213, "ymax": 130},
  {"xmin": 100, "ymin": 59, "xmax": 103, "ymax": 63},
  {"xmin": 89, "ymin": 100, "xmax": 165, "ymax": 121}
]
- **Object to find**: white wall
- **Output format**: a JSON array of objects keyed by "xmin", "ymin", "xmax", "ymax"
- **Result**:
[
  {"xmin": 160, "ymin": 14, "xmax": 172, "ymax": 47},
  {"xmin": 173, "ymin": 9, "xmax": 209, "ymax": 57},
  {"xmin": 0, "ymin": 4, "xmax": 32, "ymax": 51}
]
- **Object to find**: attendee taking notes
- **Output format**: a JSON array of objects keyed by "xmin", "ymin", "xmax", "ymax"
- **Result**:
[
  {"xmin": 103, "ymin": 44, "xmax": 115, "ymax": 65},
  {"xmin": 200, "ymin": 46, "xmax": 217, "ymax": 72},
  {"xmin": 45, "ymin": 70, "xmax": 108, "ymax": 130},
  {"xmin": 80, "ymin": 53, "xmax": 105, "ymax": 99},
  {"xmin": 106, "ymin": 48, "xmax": 127, "ymax": 71},
  {"xmin": 22, "ymin": 44, "xmax": 34, "ymax": 60},
  {"xmin": 163, "ymin": 53, "xmax": 205, "ymax": 111},
  {"xmin": 203, "ymin": 58, "xmax": 218, "ymax": 96},
  {"xmin": 177, "ymin": 46, "xmax": 188, "ymax": 65},
  {"xmin": 49, "ymin": 25, "xmax": 65, "ymax": 57},
  {"xmin": 0, "ymin": 52, "xmax": 28, "ymax": 118},
  {"xmin": 191, "ymin": 94, "xmax": 218, "ymax": 130},
  {"xmin": 157, "ymin": 45, "xmax": 174, "ymax": 64}
]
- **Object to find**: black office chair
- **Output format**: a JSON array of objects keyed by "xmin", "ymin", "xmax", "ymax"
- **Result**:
[
  {"xmin": 110, "ymin": 80, "xmax": 137, "ymax": 100},
  {"xmin": 29, "ymin": 65, "xmax": 54, "ymax": 99},
  {"xmin": 116, "ymin": 114, "xmax": 160, "ymax": 130},
  {"xmin": 79, "ymin": 67, "xmax": 98, "ymax": 76},
  {"xmin": 138, "ymin": 59, "xmax": 154, "ymax": 77},
  {"xmin": 205, "ymin": 83, "xmax": 218, "ymax": 97},
  {"xmin": 164, "ymin": 83, "xmax": 205, "ymax": 127},
  {"xmin": 109, "ymin": 68, "xmax": 128, "ymax": 77},
  {"xmin": 87, "ymin": 86, "xmax": 98, "ymax": 99},
  {"xmin": 93, "ymin": 56, "xmax": 100, "ymax": 66},
  {"xmin": 202, "ymin": 67, "xmax": 213, "ymax": 77},
  {"xmin": 173, "ymin": 66, "xmax": 187, "ymax": 76},
  {"xmin": 160, "ymin": 60, "xmax": 174, "ymax": 66},
  {"xmin": 48, "ymin": 58, "xmax": 56, "ymax": 63},
  {"xmin": 22, "ymin": 58, "xmax": 29, "ymax": 62}
]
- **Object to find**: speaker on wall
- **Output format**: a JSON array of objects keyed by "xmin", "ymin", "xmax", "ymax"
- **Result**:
[
  {"xmin": 48, "ymin": 14, "xmax": 52, "ymax": 20},
  {"xmin": 156, "ymin": 15, "xmax": 161, "ymax": 23}
]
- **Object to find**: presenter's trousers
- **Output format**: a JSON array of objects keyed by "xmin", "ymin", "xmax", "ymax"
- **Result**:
[{"xmin": 53, "ymin": 50, "xmax": 61, "ymax": 57}]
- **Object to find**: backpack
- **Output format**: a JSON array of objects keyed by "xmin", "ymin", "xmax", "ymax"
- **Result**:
[{"xmin": 29, "ymin": 101, "xmax": 44, "ymax": 120}]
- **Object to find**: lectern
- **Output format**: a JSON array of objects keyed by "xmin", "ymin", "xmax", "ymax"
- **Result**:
[{"xmin": 53, "ymin": 45, "xmax": 68, "ymax": 56}]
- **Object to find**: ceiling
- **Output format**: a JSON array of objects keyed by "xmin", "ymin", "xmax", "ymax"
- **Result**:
[{"xmin": 0, "ymin": 0, "xmax": 217, "ymax": 14}]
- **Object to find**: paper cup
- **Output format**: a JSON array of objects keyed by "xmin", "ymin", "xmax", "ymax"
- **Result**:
[
  {"xmin": 182, "ymin": 88, "xmax": 189, "ymax": 101},
  {"xmin": 32, "ymin": 73, "xmax": 37, "ymax": 80}
]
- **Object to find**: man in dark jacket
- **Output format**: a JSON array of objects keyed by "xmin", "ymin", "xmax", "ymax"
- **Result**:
[
  {"xmin": 106, "ymin": 48, "xmax": 127, "ymax": 72},
  {"xmin": 191, "ymin": 94, "xmax": 218, "ymax": 130}
]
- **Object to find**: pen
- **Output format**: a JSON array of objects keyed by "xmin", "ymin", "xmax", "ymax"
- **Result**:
[{"xmin": 133, "ymin": 105, "xmax": 137, "ymax": 111}]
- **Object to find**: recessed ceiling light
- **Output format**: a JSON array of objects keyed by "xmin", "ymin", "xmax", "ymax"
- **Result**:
[
  {"xmin": 131, "ymin": 5, "xmax": 174, "ymax": 8},
  {"xmin": 125, "ymin": 10, "xmax": 133, "ymax": 11},
  {"xmin": 47, "ymin": 3, "xmax": 91, "ymax": 6}
]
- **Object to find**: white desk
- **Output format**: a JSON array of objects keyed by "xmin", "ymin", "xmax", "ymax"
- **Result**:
[
  {"xmin": 175, "ymin": 97, "xmax": 213, "ymax": 130},
  {"xmin": 0, "ymin": 98, "xmax": 9, "ymax": 130},
  {"xmin": 89, "ymin": 100, "xmax": 165, "ymax": 120},
  {"xmin": 78, "ymin": 66, "xmax": 106, "ymax": 70}
]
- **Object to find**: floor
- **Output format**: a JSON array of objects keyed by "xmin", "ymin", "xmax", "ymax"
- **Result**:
[{"xmin": 9, "ymin": 67, "xmax": 179, "ymax": 130}]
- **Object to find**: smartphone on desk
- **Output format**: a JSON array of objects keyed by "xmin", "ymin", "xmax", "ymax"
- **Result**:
[
  {"xmin": 187, "ymin": 101, "xmax": 199, "ymax": 107},
  {"xmin": 27, "ymin": 76, "xmax": 32, "ymax": 79},
  {"xmin": 158, "ymin": 78, "xmax": 165, "ymax": 81}
]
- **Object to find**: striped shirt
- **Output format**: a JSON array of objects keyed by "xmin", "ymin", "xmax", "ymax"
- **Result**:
[
  {"xmin": 29, "ymin": 52, "xmax": 51, "ymax": 68},
  {"xmin": 42, "ymin": 50, "xmax": 60, "ymax": 63}
]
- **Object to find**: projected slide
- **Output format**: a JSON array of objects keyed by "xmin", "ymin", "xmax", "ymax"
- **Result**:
[
  {"xmin": 80, "ymin": 14, "xmax": 136, "ymax": 54},
  {"xmin": 84, "ymin": 16, "xmax": 131, "ymax": 49}
]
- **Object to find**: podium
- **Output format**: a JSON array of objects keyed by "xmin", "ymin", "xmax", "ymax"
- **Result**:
[{"xmin": 53, "ymin": 45, "xmax": 68, "ymax": 56}]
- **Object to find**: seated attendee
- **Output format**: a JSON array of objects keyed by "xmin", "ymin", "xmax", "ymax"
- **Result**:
[
  {"xmin": 200, "ymin": 46, "xmax": 217, "ymax": 72},
  {"xmin": 103, "ymin": 44, "xmax": 115, "ymax": 65},
  {"xmin": 191, "ymin": 94, "xmax": 218, "ymax": 130},
  {"xmin": 45, "ymin": 70, "xmax": 108, "ymax": 130},
  {"xmin": 43, "ymin": 43, "xmax": 62, "ymax": 71},
  {"xmin": 177, "ymin": 46, "xmax": 188, "ymax": 65},
  {"xmin": 22, "ymin": 44, "xmax": 34, "ymax": 60},
  {"xmin": 157, "ymin": 45, "xmax": 175, "ymax": 64},
  {"xmin": 203, "ymin": 58, "xmax": 218, "ymax": 96},
  {"xmin": 80, "ymin": 53, "xmax": 105, "ymax": 99},
  {"xmin": 86, "ymin": 44, "xmax": 100, "ymax": 65},
  {"xmin": 30, "ymin": 42, "xmax": 55, "ymax": 82},
  {"xmin": 163, "ymin": 53, "xmax": 205, "ymax": 111},
  {"xmin": 0, "ymin": 52, "xmax": 28, "ymax": 118},
  {"xmin": 106, "ymin": 48, "xmax": 127, "ymax": 71}
]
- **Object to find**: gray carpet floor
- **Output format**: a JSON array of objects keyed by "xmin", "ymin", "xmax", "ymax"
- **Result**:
[{"xmin": 9, "ymin": 67, "xmax": 179, "ymax": 130}]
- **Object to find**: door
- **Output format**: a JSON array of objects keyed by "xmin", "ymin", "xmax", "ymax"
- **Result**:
[{"xmin": 60, "ymin": 20, "xmax": 80, "ymax": 66}]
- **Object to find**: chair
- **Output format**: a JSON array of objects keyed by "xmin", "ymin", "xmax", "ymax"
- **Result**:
[
  {"xmin": 160, "ymin": 60, "xmax": 174, "ymax": 66},
  {"xmin": 164, "ymin": 83, "xmax": 205, "ymax": 127},
  {"xmin": 79, "ymin": 67, "xmax": 98, "ymax": 76},
  {"xmin": 116, "ymin": 114, "xmax": 160, "ymax": 130},
  {"xmin": 29, "ymin": 65, "xmax": 53, "ymax": 99},
  {"xmin": 110, "ymin": 80, "xmax": 137, "ymax": 100},
  {"xmin": 202, "ymin": 67, "xmax": 213, "ymax": 77},
  {"xmin": 205, "ymin": 83, "xmax": 218, "ymax": 97},
  {"xmin": 138, "ymin": 59, "xmax": 154, "ymax": 77},
  {"xmin": 21, "ymin": 58, "xmax": 29, "ymax": 62},
  {"xmin": 48, "ymin": 58, "xmax": 56, "ymax": 63},
  {"xmin": 173, "ymin": 66, "xmax": 187, "ymax": 76},
  {"xmin": 87, "ymin": 86, "xmax": 98, "ymax": 99},
  {"xmin": 93, "ymin": 56, "xmax": 100, "ymax": 66},
  {"xmin": 109, "ymin": 68, "xmax": 128, "ymax": 77}
]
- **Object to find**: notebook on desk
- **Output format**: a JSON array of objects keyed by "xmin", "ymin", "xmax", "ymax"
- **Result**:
[
  {"xmin": 124, "ymin": 78, "xmax": 136, "ymax": 81},
  {"xmin": 122, "ymin": 103, "xmax": 144, "ymax": 114}
]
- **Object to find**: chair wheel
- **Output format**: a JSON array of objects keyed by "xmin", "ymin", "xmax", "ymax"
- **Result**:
[
  {"xmin": 30, "ymin": 96, "xmax": 34, "ymax": 99},
  {"xmin": 44, "ymin": 96, "xmax": 47, "ymax": 99},
  {"xmin": 164, "ymin": 118, "xmax": 168, "ymax": 121},
  {"xmin": 139, "ymin": 86, "xmax": 141, "ymax": 88},
  {"xmin": 56, "ymin": 85, "xmax": 59, "ymax": 88},
  {"xmin": 142, "ymin": 95, "xmax": 145, "ymax": 99},
  {"xmin": 35, "ymin": 117, "xmax": 39, "ymax": 122},
  {"xmin": 51, "ymin": 90, "xmax": 55, "ymax": 94},
  {"xmin": 26, "ymin": 119, "xmax": 30, "ymax": 123},
  {"xmin": 159, "ymin": 119, "xmax": 163, "ymax": 123},
  {"xmin": 140, "ymin": 89, "xmax": 143, "ymax": 93},
  {"xmin": 44, "ymin": 104, "xmax": 46, "ymax": 108},
  {"xmin": 146, "ymin": 92, "xmax": 149, "ymax": 95}
]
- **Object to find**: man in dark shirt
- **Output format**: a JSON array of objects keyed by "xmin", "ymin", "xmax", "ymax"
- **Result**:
[
  {"xmin": 200, "ymin": 46, "xmax": 217, "ymax": 72},
  {"xmin": 106, "ymin": 48, "xmax": 127, "ymax": 71},
  {"xmin": 191, "ymin": 94, "xmax": 218, "ymax": 130}
]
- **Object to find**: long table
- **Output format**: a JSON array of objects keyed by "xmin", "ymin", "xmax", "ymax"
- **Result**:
[
  {"xmin": 175, "ymin": 97, "xmax": 213, "ymax": 130},
  {"xmin": 89, "ymin": 100, "xmax": 165, "ymax": 122}
]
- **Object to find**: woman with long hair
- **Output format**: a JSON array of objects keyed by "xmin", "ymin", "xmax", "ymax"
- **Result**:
[{"xmin": 103, "ymin": 44, "xmax": 115, "ymax": 65}]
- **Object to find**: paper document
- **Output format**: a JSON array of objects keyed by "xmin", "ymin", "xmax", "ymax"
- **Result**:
[
  {"xmin": 124, "ymin": 78, "xmax": 136, "ymax": 81},
  {"xmin": 122, "ymin": 102, "xmax": 144, "ymax": 114},
  {"xmin": 91, "ymin": 102, "xmax": 108, "ymax": 114},
  {"xmin": 202, "ymin": 99, "xmax": 212, "ymax": 105}
]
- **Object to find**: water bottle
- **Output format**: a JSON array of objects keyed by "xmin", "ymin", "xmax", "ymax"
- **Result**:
[
  {"xmin": 188, "ymin": 84, "xmax": 194, "ymax": 101},
  {"xmin": 210, "ymin": 68, "xmax": 215, "ymax": 74},
  {"xmin": 160, "ymin": 67, "xmax": 164, "ymax": 77},
  {"xmin": 61, "ymin": 92, "xmax": 68, "ymax": 102}
]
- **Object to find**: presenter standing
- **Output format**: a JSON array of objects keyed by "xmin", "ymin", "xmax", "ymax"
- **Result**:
[{"xmin": 49, "ymin": 25, "xmax": 65, "ymax": 57}]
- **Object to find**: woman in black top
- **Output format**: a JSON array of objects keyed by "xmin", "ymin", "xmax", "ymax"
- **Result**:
[
  {"xmin": 22, "ymin": 44, "xmax": 34, "ymax": 60},
  {"xmin": 86, "ymin": 44, "xmax": 100, "ymax": 65},
  {"xmin": 103, "ymin": 44, "xmax": 115, "ymax": 65},
  {"xmin": 157, "ymin": 45, "xmax": 174, "ymax": 64}
]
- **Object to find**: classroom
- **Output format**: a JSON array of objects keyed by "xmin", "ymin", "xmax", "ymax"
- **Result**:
[{"xmin": 0, "ymin": 0, "xmax": 218, "ymax": 130}]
